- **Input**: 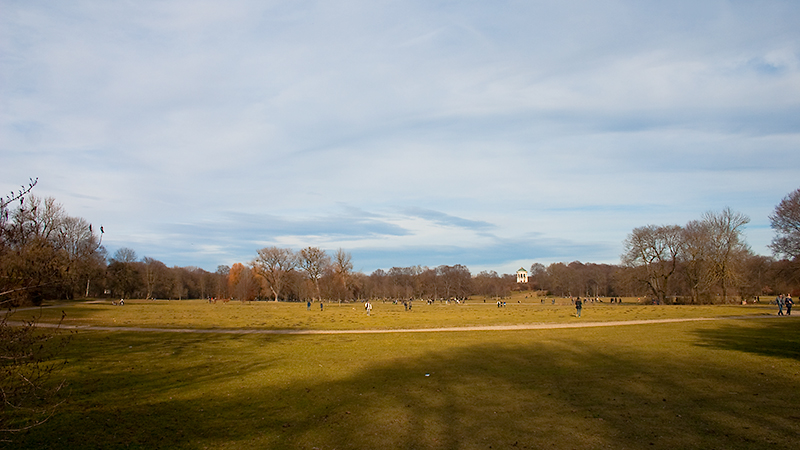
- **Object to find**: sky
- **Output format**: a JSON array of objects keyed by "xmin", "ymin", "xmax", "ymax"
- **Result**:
[{"xmin": 2, "ymin": 1, "xmax": 799, "ymax": 275}]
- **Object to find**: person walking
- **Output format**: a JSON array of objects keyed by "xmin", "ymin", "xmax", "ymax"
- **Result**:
[
  {"xmin": 575, "ymin": 297, "xmax": 582, "ymax": 318},
  {"xmin": 785, "ymin": 295, "xmax": 793, "ymax": 316},
  {"xmin": 777, "ymin": 294, "xmax": 785, "ymax": 316},
  {"xmin": 365, "ymin": 301, "xmax": 372, "ymax": 316}
]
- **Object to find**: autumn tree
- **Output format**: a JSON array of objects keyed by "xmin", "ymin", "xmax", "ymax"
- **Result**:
[
  {"xmin": 253, "ymin": 246, "xmax": 297, "ymax": 301},
  {"xmin": 228, "ymin": 263, "xmax": 259, "ymax": 301}
]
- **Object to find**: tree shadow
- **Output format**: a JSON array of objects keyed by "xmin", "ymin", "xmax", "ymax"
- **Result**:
[
  {"xmin": 6, "ymin": 326, "xmax": 800, "ymax": 450},
  {"xmin": 692, "ymin": 318, "xmax": 800, "ymax": 361}
]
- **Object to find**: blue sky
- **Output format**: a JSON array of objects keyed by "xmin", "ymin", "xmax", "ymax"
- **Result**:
[{"xmin": 2, "ymin": 1, "xmax": 799, "ymax": 274}]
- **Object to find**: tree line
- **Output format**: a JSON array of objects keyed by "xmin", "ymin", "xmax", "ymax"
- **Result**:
[
  {"xmin": 2, "ymin": 183, "xmax": 799, "ymax": 306},
  {"xmin": 527, "ymin": 191, "xmax": 800, "ymax": 303},
  {"xmin": 107, "ymin": 247, "xmax": 514, "ymax": 303},
  {"xmin": 1, "ymin": 180, "xmax": 106, "ymax": 307}
]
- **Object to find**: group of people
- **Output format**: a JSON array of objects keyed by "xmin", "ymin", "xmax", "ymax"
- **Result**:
[
  {"xmin": 306, "ymin": 300, "xmax": 324, "ymax": 311},
  {"xmin": 776, "ymin": 294, "xmax": 794, "ymax": 315}
]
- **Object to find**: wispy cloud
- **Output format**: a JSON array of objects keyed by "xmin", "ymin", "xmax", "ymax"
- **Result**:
[
  {"xmin": 2, "ymin": 1, "xmax": 799, "ymax": 273},
  {"xmin": 400, "ymin": 207, "xmax": 494, "ymax": 231}
]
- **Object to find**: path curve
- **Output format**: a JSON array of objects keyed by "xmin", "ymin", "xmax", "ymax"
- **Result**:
[{"xmin": 8, "ymin": 314, "xmax": 792, "ymax": 335}]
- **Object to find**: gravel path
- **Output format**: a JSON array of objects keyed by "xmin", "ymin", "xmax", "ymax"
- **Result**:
[{"xmin": 8, "ymin": 314, "xmax": 791, "ymax": 335}]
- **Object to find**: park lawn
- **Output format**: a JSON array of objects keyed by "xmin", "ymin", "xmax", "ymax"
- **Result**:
[
  {"xmin": 17, "ymin": 296, "xmax": 777, "ymax": 331},
  {"xmin": 3, "ymin": 310, "xmax": 799, "ymax": 449}
]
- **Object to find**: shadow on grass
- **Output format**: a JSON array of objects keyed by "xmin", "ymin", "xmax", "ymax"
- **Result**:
[
  {"xmin": 6, "ymin": 325, "xmax": 800, "ymax": 450},
  {"xmin": 692, "ymin": 317, "xmax": 800, "ymax": 361}
]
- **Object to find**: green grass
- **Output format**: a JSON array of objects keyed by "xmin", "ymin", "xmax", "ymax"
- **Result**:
[{"xmin": 4, "ymin": 299, "xmax": 799, "ymax": 449}]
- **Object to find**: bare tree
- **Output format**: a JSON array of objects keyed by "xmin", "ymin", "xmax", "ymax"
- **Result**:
[
  {"xmin": 0, "ymin": 178, "xmax": 71, "ymax": 442},
  {"xmin": 254, "ymin": 247, "xmax": 297, "ymax": 301},
  {"xmin": 436, "ymin": 264, "xmax": 472, "ymax": 300},
  {"xmin": 142, "ymin": 257, "xmax": 169, "ymax": 299},
  {"xmin": 107, "ymin": 248, "xmax": 141, "ymax": 298},
  {"xmin": 299, "ymin": 247, "xmax": 329, "ymax": 301},
  {"xmin": 769, "ymin": 187, "xmax": 800, "ymax": 260},
  {"xmin": 332, "ymin": 248, "xmax": 354, "ymax": 301},
  {"xmin": 680, "ymin": 220, "xmax": 716, "ymax": 303},
  {"xmin": 622, "ymin": 224, "xmax": 682, "ymax": 303},
  {"xmin": 215, "ymin": 265, "xmax": 230, "ymax": 299},
  {"xmin": 702, "ymin": 207, "xmax": 751, "ymax": 302},
  {"xmin": 112, "ymin": 247, "xmax": 138, "ymax": 264},
  {"xmin": 2, "ymin": 193, "xmax": 105, "ymax": 304}
]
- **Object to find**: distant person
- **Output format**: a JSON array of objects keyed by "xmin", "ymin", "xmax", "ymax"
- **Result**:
[
  {"xmin": 320, "ymin": 302, "xmax": 324, "ymax": 311},
  {"xmin": 777, "ymin": 295, "xmax": 785, "ymax": 316},
  {"xmin": 307, "ymin": 300, "xmax": 311, "ymax": 310},
  {"xmin": 575, "ymin": 297, "xmax": 582, "ymax": 318},
  {"xmin": 785, "ymin": 295, "xmax": 793, "ymax": 316},
  {"xmin": 365, "ymin": 301, "xmax": 372, "ymax": 316}
]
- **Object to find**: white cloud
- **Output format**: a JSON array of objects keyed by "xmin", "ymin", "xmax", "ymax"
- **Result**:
[{"xmin": 2, "ymin": 0, "xmax": 799, "ymax": 272}]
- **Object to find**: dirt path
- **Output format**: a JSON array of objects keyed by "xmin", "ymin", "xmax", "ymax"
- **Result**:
[{"xmin": 9, "ymin": 314, "xmax": 793, "ymax": 335}]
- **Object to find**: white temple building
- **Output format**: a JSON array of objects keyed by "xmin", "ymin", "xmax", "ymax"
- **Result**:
[{"xmin": 516, "ymin": 267, "xmax": 528, "ymax": 283}]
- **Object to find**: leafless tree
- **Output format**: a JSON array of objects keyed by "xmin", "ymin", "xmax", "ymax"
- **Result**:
[
  {"xmin": 215, "ymin": 265, "xmax": 230, "ymax": 299},
  {"xmin": 0, "ymin": 178, "xmax": 71, "ymax": 442},
  {"xmin": 680, "ymin": 220, "xmax": 716, "ymax": 303},
  {"xmin": 332, "ymin": 248, "xmax": 354, "ymax": 301},
  {"xmin": 702, "ymin": 207, "xmax": 751, "ymax": 302},
  {"xmin": 622, "ymin": 224, "xmax": 682, "ymax": 303},
  {"xmin": 769, "ymin": 187, "xmax": 800, "ymax": 260},
  {"xmin": 299, "ymin": 247, "xmax": 329, "ymax": 301},
  {"xmin": 142, "ymin": 257, "xmax": 168, "ymax": 299},
  {"xmin": 254, "ymin": 247, "xmax": 297, "ymax": 301}
]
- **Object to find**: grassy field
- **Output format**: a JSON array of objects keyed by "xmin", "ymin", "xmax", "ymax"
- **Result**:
[
  {"xmin": 3, "ymin": 297, "xmax": 799, "ymax": 449},
  {"xmin": 20, "ymin": 293, "xmax": 778, "ymax": 331}
]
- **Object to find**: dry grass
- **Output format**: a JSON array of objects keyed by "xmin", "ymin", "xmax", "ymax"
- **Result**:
[
  {"xmin": 18, "ymin": 294, "xmax": 776, "ymax": 331},
  {"xmin": 4, "ymin": 298, "xmax": 799, "ymax": 449}
]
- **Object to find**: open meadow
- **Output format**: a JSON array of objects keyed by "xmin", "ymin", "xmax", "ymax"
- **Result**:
[{"xmin": 4, "ymin": 296, "xmax": 800, "ymax": 449}]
